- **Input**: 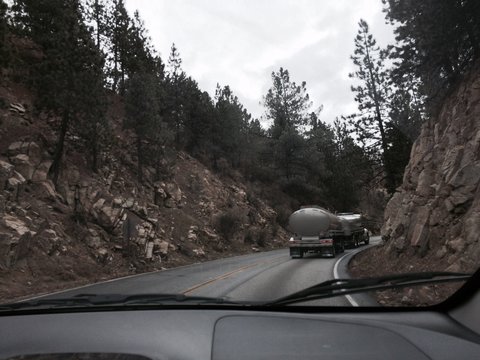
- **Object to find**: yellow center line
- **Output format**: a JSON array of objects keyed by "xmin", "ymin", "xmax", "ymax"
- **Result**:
[{"xmin": 181, "ymin": 255, "xmax": 285, "ymax": 295}]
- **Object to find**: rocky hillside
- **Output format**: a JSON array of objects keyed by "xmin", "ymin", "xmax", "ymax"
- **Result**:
[
  {"xmin": 350, "ymin": 62, "xmax": 480, "ymax": 305},
  {"xmin": 381, "ymin": 62, "xmax": 480, "ymax": 273},
  {"xmin": 0, "ymin": 81, "xmax": 288, "ymax": 302}
]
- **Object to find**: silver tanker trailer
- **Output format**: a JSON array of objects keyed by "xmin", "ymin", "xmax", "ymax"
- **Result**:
[
  {"xmin": 288, "ymin": 207, "xmax": 369, "ymax": 258},
  {"xmin": 336, "ymin": 213, "xmax": 370, "ymax": 248}
]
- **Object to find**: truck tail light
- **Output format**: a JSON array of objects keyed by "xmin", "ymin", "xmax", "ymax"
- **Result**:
[{"xmin": 319, "ymin": 239, "xmax": 333, "ymax": 245}]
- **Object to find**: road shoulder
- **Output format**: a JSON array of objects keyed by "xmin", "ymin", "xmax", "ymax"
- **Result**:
[{"xmin": 333, "ymin": 244, "xmax": 380, "ymax": 307}]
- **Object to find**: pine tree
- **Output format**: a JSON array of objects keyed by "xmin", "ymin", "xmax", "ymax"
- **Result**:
[
  {"xmin": 0, "ymin": 0, "xmax": 9, "ymax": 67},
  {"xmin": 348, "ymin": 19, "xmax": 395, "ymax": 193},
  {"xmin": 73, "ymin": 60, "xmax": 109, "ymax": 173},
  {"xmin": 13, "ymin": 0, "xmax": 108, "ymax": 183},
  {"xmin": 125, "ymin": 72, "xmax": 161, "ymax": 183},
  {"xmin": 84, "ymin": 0, "xmax": 108, "ymax": 49},
  {"xmin": 166, "ymin": 43, "xmax": 186, "ymax": 146},
  {"xmin": 213, "ymin": 84, "xmax": 251, "ymax": 167},
  {"xmin": 263, "ymin": 67, "xmax": 311, "ymax": 139},
  {"xmin": 329, "ymin": 119, "xmax": 371, "ymax": 210},
  {"xmin": 263, "ymin": 67, "xmax": 313, "ymax": 185},
  {"xmin": 183, "ymin": 79, "xmax": 216, "ymax": 159},
  {"xmin": 126, "ymin": 10, "xmax": 156, "ymax": 75},
  {"xmin": 384, "ymin": 0, "xmax": 480, "ymax": 110},
  {"xmin": 107, "ymin": 0, "xmax": 129, "ymax": 93}
]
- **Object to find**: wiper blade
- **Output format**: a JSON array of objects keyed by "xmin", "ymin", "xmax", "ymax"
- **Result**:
[
  {"xmin": 0, "ymin": 293, "xmax": 239, "ymax": 312},
  {"xmin": 265, "ymin": 271, "xmax": 472, "ymax": 306}
]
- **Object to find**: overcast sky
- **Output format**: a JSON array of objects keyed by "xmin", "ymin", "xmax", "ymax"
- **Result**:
[{"xmin": 125, "ymin": 0, "xmax": 395, "ymax": 125}]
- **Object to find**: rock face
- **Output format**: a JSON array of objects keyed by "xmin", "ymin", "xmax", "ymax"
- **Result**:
[{"xmin": 382, "ymin": 63, "xmax": 480, "ymax": 272}]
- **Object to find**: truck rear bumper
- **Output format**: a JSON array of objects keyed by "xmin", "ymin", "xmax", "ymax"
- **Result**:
[{"xmin": 289, "ymin": 243, "xmax": 329, "ymax": 248}]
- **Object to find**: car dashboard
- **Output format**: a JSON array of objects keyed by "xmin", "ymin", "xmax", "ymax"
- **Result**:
[{"xmin": 1, "ymin": 307, "xmax": 480, "ymax": 360}]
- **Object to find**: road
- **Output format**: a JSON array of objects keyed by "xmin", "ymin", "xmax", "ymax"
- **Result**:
[{"xmin": 39, "ymin": 236, "xmax": 381, "ymax": 306}]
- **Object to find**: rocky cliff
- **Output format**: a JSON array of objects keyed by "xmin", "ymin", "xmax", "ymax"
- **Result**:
[
  {"xmin": 380, "ymin": 63, "xmax": 480, "ymax": 274},
  {"xmin": 0, "ymin": 81, "xmax": 288, "ymax": 302},
  {"xmin": 349, "ymin": 62, "xmax": 480, "ymax": 306}
]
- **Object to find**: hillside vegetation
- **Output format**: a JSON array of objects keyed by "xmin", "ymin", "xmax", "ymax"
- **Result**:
[{"xmin": 0, "ymin": 77, "xmax": 294, "ymax": 301}]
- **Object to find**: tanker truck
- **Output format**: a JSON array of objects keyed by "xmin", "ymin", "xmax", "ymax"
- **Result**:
[
  {"xmin": 335, "ymin": 213, "xmax": 370, "ymax": 248},
  {"xmin": 288, "ymin": 207, "xmax": 369, "ymax": 258},
  {"xmin": 288, "ymin": 206, "xmax": 345, "ymax": 258}
]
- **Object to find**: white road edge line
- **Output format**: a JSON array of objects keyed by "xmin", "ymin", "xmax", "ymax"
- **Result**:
[{"xmin": 333, "ymin": 251, "xmax": 359, "ymax": 307}]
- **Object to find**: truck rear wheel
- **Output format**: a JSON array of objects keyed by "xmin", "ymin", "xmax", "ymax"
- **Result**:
[
  {"xmin": 334, "ymin": 241, "xmax": 345, "ymax": 253},
  {"xmin": 364, "ymin": 234, "xmax": 370, "ymax": 245},
  {"xmin": 352, "ymin": 236, "xmax": 358, "ymax": 248},
  {"xmin": 290, "ymin": 248, "xmax": 303, "ymax": 259}
]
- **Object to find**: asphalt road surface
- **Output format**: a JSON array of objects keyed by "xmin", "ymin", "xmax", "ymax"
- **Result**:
[{"xmin": 37, "ymin": 236, "xmax": 382, "ymax": 306}]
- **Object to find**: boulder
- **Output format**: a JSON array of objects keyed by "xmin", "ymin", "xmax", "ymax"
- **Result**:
[
  {"xmin": 6, "ymin": 142, "xmax": 24, "ymax": 156},
  {"xmin": 447, "ymin": 238, "xmax": 465, "ymax": 253},
  {"xmin": 407, "ymin": 206, "xmax": 431, "ymax": 247},
  {"xmin": 6, "ymin": 171, "xmax": 26, "ymax": 198},
  {"xmin": 96, "ymin": 248, "xmax": 109, "ymax": 263},
  {"xmin": 187, "ymin": 226, "xmax": 199, "ymax": 242},
  {"xmin": 0, "ymin": 159, "xmax": 14, "ymax": 191},
  {"xmin": 153, "ymin": 239, "xmax": 169, "ymax": 255},
  {"xmin": 7, "ymin": 141, "xmax": 42, "ymax": 165},
  {"xmin": 158, "ymin": 182, "xmax": 183, "ymax": 208},
  {"xmin": 32, "ymin": 161, "xmax": 52, "ymax": 182},
  {"xmin": 86, "ymin": 228, "xmax": 103, "ymax": 249},
  {"xmin": 164, "ymin": 198, "xmax": 176, "ymax": 208},
  {"xmin": 40, "ymin": 180, "xmax": 57, "ymax": 199},
  {"xmin": 10, "ymin": 154, "xmax": 34, "ymax": 180},
  {"xmin": 92, "ymin": 200, "xmax": 124, "ymax": 231},
  {"xmin": 192, "ymin": 248, "xmax": 205, "ymax": 257},
  {"xmin": 2, "ymin": 214, "xmax": 31, "ymax": 236},
  {"xmin": 415, "ymin": 168, "xmax": 435, "ymax": 197},
  {"xmin": 145, "ymin": 242, "xmax": 154, "ymax": 259},
  {"xmin": 9, "ymin": 102, "xmax": 26, "ymax": 114},
  {"xmin": 124, "ymin": 198, "xmax": 135, "ymax": 209}
]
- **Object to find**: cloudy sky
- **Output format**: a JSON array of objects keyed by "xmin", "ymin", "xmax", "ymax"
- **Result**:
[{"xmin": 125, "ymin": 0, "xmax": 395, "ymax": 125}]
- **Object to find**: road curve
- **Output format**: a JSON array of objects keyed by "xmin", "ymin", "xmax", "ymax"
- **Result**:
[{"xmin": 34, "ymin": 238, "xmax": 381, "ymax": 306}]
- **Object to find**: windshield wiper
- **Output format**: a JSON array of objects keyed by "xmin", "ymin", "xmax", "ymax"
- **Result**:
[
  {"xmin": 0, "ymin": 293, "xmax": 240, "ymax": 312},
  {"xmin": 264, "ymin": 271, "xmax": 472, "ymax": 306},
  {"xmin": 1, "ymin": 272, "xmax": 471, "ymax": 311}
]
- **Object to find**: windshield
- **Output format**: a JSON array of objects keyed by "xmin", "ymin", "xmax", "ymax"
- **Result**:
[{"xmin": 0, "ymin": 0, "xmax": 478, "ymax": 309}]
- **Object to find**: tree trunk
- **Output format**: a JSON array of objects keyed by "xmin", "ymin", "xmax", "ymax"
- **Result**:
[
  {"xmin": 363, "ymin": 30, "xmax": 395, "ymax": 193},
  {"xmin": 113, "ymin": 47, "xmax": 118, "ymax": 92},
  {"xmin": 136, "ymin": 136, "xmax": 143, "ymax": 183},
  {"xmin": 48, "ymin": 111, "xmax": 69, "ymax": 186},
  {"xmin": 91, "ymin": 135, "xmax": 98, "ymax": 173},
  {"xmin": 94, "ymin": 0, "xmax": 101, "ymax": 49}
]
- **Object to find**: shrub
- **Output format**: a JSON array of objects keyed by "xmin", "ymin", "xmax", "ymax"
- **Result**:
[
  {"xmin": 280, "ymin": 177, "xmax": 324, "ymax": 205},
  {"xmin": 271, "ymin": 223, "xmax": 279, "ymax": 237},
  {"xmin": 246, "ymin": 189, "xmax": 260, "ymax": 208},
  {"xmin": 0, "ymin": 97, "xmax": 7, "ymax": 109},
  {"xmin": 274, "ymin": 204, "xmax": 291, "ymax": 228},
  {"xmin": 244, "ymin": 227, "xmax": 269, "ymax": 247},
  {"xmin": 256, "ymin": 228, "xmax": 269, "ymax": 247},
  {"xmin": 244, "ymin": 229, "xmax": 255, "ymax": 244},
  {"xmin": 215, "ymin": 209, "xmax": 242, "ymax": 241}
]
